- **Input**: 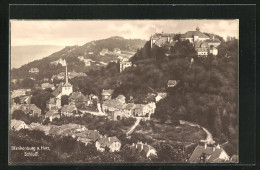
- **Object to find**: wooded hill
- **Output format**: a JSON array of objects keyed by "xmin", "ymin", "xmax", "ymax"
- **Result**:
[{"xmin": 11, "ymin": 36, "xmax": 146, "ymax": 80}]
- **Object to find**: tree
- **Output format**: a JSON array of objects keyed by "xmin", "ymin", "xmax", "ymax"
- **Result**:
[
  {"xmin": 173, "ymin": 33, "xmax": 181, "ymax": 41},
  {"xmin": 30, "ymin": 90, "xmax": 54, "ymax": 113},
  {"xmin": 13, "ymin": 97, "xmax": 20, "ymax": 104},
  {"xmin": 61, "ymin": 95, "xmax": 69, "ymax": 106},
  {"xmin": 170, "ymin": 40, "xmax": 196, "ymax": 58},
  {"xmin": 21, "ymin": 78, "xmax": 35, "ymax": 89},
  {"xmin": 12, "ymin": 110, "xmax": 26, "ymax": 120}
]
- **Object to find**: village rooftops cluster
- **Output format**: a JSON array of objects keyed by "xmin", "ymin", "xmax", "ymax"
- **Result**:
[
  {"xmin": 102, "ymin": 93, "xmax": 156, "ymax": 121},
  {"xmin": 11, "ymin": 120, "xmax": 122, "ymax": 152},
  {"xmin": 11, "ymin": 104, "xmax": 41, "ymax": 117}
]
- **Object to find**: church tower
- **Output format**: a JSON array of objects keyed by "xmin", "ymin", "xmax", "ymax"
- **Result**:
[{"xmin": 61, "ymin": 61, "xmax": 73, "ymax": 96}]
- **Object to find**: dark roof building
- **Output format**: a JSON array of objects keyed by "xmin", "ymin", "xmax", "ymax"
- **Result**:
[{"xmin": 189, "ymin": 144, "xmax": 230, "ymax": 163}]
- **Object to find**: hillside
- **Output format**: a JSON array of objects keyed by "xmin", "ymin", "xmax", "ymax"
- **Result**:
[
  {"xmin": 11, "ymin": 37, "xmax": 146, "ymax": 80},
  {"xmin": 11, "ymin": 45, "xmax": 64, "ymax": 69}
]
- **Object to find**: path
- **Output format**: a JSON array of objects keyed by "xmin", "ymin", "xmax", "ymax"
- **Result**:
[
  {"xmin": 200, "ymin": 127, "xmax": 215, "ymax": 144},
  {"xmin": 179, "ymin": 120, "xmax": 215, "ymax": 144},
  {"xmin": 126, "ymin": 117, "xmax": 141, "ymax": 136}
]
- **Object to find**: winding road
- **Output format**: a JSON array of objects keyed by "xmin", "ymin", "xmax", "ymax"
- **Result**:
[{"xmin": 126, "ymin": 117, "xmax": 141, "ymax": 136}]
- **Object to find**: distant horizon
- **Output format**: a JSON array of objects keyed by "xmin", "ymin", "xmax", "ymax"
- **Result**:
[{"xmin": 10, "ymin": 20, "xmax": 239, "ymax": 46}]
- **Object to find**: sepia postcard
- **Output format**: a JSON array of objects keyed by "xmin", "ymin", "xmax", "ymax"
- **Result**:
[{"xmin": 9, "ymin": 19, "xmax": 239, "ymax": 164}]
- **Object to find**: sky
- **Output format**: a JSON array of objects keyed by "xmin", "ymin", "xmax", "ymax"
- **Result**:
[{"xmin": 10, "ymin": 19, "xmax": 239, "ymax": 46}]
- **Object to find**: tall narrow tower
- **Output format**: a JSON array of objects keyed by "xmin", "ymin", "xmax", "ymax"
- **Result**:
[
  {"xmin": 65, "ymin": 64, "xmax": 68, "ymax": 84},
  {"xmin": 61, "ymin": 59, "xmax": 73, "ymax": 96}
]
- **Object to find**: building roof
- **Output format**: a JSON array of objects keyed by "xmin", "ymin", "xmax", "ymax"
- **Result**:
[
  {"xmin": 134, "ymin": 104, "xmax": 145, "ymax": 110},
  {"xmin": 30, "ymin": 104, "xmax": 41, "ymax": 112},
  {"xmin": 128, "ymin": 142, "xmax": 156, "ymax": 156},
  {"xmin": 124, "ymin": 103, "xmax": 136, "ymax": 110},
  {"xmin": 29, "ymin": 122, "xmax": 52, "ymax": 133},
  {"xmin": 167, "ymin": 80, "xmax": 178, "ymax": 86},
  {"xmin": 103, "ymin": 100, "xmax": 126, "ymax": 109},
  {"xmin": 189, "ymin": 145, "xmax": 227, "ymax": 162},
  {"xmin": 61, "ymin": 105, "xmax": 76, "ymax": 113},
  {"xmin": 157, "ymin": 92, "xmax": 167, "ymax": 99},
  {"xmin": 75, "ymin": 130, "xmax": 100, "ymax": 142},
  {"xmin": 181, "ymin": 29, "xmax": 210, "ymax": 39},
  {"xmin": 11, "ymin": 120, "xmax": 27, "ymax": 129},
  {"xmin": 45, "ymin": 110, "xmax": 59, "ymax": 117},
  {"xmin": 116, "ymin": 95, "xmax": 126, "ymax": 100},
  {"xmin": 69, "ymin": 92, "xmax": 86, "ymax": 101},
  {"xmin": 52, "ymin": 84, "xmax": 62, "ymax": 97},
  {"xmin": 97, "ymin": 136, "xmax": 120, "ymax": 148},
  {"xmin": 101, "ymin": 89, "xmax": 114, "ymax": 96},
  {"xmin": 205, "ymin": 38, "xmax": 221, "ymax": 43}
]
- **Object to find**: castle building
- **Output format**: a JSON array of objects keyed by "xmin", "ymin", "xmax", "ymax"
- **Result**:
[
  {"xmin": 180, "ymin": 27, "xmax": 210, "ymax": 43},
  {"xmin": 150, "ymin": 32, "xmax": 175, "ymax": 48}
]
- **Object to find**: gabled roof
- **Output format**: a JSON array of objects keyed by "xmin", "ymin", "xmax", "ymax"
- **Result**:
[
  {"xmin": 11, "ymin": 120, "xmax": 27, "ymax": 129},
  {"xmin": 101, "ymin": 89, "xmax": 114, "ymax": 96},
  {"xmin": 181, "ymin": 30, "xmax": 209, "ymax": 39},
  {"xmin": 47, "ymin": 97, "xmax": 56, "ymax": 104},
  {"xmin": 103, "ymin": 100, "xmax": 126, "ymax": 109},
  {"xmin": 189, "ymin": 145, "xmax": 226, "ymax": 162},
  {"xmin": 45, "ymin": 110, "xmax": 59, "ymax": 117},
  {"xmin": 69, "ymin": 92, "xmax": 86, "ymax": 101},
  {"xmin": 52, "ymin": 84, "xmax": 62, "ymax": 97},
  {"xmin": 61, "ymin": 105, "xmax": 76, "ymax": 113},
  {"xmin": 124, "ymin": 103, "xmax": 136, "ymax": 110},
  {"xmin": 97, "ymin": 136, "xmax": 120, "ymax": 148}
]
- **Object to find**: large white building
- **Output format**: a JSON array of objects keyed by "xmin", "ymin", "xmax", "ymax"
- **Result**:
[{"xmin": 180, "ymin": 27, "xmax": 210, "ymax": 43}]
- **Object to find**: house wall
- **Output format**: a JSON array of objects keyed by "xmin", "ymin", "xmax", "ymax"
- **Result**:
[
  {"xmin": 62, "ymin": 86, "xmax": 73, "ymax": 96},
  {"xmin": 110, "ymin": 141, "xmax": 121, "ymax": 152},
  {"xmin": 147, "ymin": 149, "xmax": 157, "ymax": 158},
  {"xmin": 219, "ymin": 151, "xmax": 229, "ymax": 161}
]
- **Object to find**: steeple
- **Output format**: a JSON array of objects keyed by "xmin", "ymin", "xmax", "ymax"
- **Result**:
[{"xmin": 65, "ymin": 64, "xmax": 68, "ymax": 84}]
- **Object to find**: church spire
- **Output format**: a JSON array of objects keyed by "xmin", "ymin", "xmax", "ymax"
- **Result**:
[{"xmin": 65, "ymin": 60, "xmax": 68, "ymax": 84}]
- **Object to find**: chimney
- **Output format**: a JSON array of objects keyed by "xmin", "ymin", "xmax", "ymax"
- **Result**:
[
  {"xmin": 213, "ymin": 35, "xmax": 215, "ymax": 39},
  {"xmin": 213, "ymin": 147, "xmax": 216, "ymax": 152},
  {"xmin": 108, "ymin": 137, "xmax": 110, "ymax": 141},
  {"xmin": 204, "ymin": 143, "xmax": 207, "ymax": 149},
  {"xmin": 132, "ymin": 143, "xmax": 134, "ymax": 146},
  {"xmin": 136, "ymin": 144, "xmax": 138, "ymax": 149},
  {"xmin": 141, "ymin": 143, "xmax": 143, "ymax": 151}
]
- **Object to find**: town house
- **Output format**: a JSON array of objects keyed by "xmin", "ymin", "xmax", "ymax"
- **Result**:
[
  {"xmin": 189, "ymin": 144, "xmax": 230, "ymax": 163},
  {"xmin": 95, "ymin": 136, "xmax": 121, "ymax": 152},
  {"xmin": 10, "ymin": 120, "xmax": 28, "ymax": 131}
]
